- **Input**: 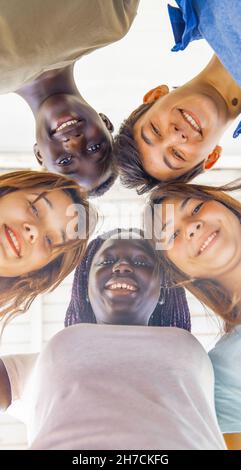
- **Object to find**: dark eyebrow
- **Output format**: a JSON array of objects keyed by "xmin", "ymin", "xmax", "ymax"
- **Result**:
[
  {"xmin": 42, "ymin": 194, "xmax": 53, "ymax": 209},
  {"xmin": 180, "ymin": 197, "xmax": 191, "ymax": 210},
  {"xmin": 141, "ymin": 126, "xmax": 154, "ymax": 146},
  {"xmin": 32, "ymin": 193, "xmax": 66, "ymax": 244},
  {"xmin": 32, "ymin": 192, "xmax": 53, "ymax": 209},
  {"xmin": 61, "ymin": 229, "xmax": 66, "ymax": 244}
]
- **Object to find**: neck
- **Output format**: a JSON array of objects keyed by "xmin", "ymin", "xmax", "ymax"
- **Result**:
[
  {"xmin": 16, "ymin": 65, "xmax": 81, "ymax": 116},
  {"xmin": 185, "ymin": 55, "xmax": 241, "ymax": 121}
]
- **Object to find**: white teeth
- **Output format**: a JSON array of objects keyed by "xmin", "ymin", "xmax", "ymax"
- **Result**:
[
  {"xmin": 7, "ymin": 228, "xmax": 20, "ymax": 253},
  {"xmin": 55, "ymin": 119, "xmax": 78, "ymax": 132},
  {"xmin": 181, "ymin": 111, "xmax": 201, "ymax": 133},
  {"xmin": 108, "ymin": 283, "xmax": 136, "ymax": 291},
  {"xmin": 199, "ymin": 232, "xmax": 217, "ymax": 254}
]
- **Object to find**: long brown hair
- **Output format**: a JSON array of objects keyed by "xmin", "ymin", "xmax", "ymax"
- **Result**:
[
  {"xmin": 147, "ymin": 179, "xmax": 241, "ymax": 331},
  {"xmin": 0, "ymin": 170, "xmax": 96, "ymax": 330}
]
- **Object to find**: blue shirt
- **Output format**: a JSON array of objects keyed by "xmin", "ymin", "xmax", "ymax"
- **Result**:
[
  {"xmin": 168, "ymin": 0, "xmax": 241, "ymax": 139},
  {"xmin": 209, "ymin": 325, "xmax": 241, "ymax": 433}
]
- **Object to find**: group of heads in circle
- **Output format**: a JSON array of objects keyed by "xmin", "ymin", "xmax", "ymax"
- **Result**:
[{"xmin": 0, "ymin": 49, "xmax": 241, "ymax": 333}]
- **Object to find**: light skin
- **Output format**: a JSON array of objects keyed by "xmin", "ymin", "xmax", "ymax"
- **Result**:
[
  {"xmin": 157, "ymin": 196, "xmax": 241, "ymax": 300},
  {"xmin": 155, "ymin": 196, "xmax": 241, "ymax": 450},
  {"xmin": 134, "ymin": 56, "xmax": 241, "ymax": 181},
  {"xmin": 0, "ymin": 188, "xmax": 77, "ymax": 277},
  {"xmin": 16, "ymin": 65, "xmax": 114, "ymax": 192},
  {"xmin": 88, "ymin": 236, "xmax": 161, "ymax": 326}
]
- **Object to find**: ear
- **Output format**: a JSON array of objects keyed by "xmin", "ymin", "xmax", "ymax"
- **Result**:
[
  {"xmin": 143, "ymin": 85, "xmax": 169, "ymax": 104},
  {"xmin": 33, "ymin": 143, "xmax": 44, "ymax": 166},
  {"xmin": 99, "ymin": 113, "xmax": 114, "ymax": 133},
  {"xmin": 204, "ymin": 145, "xmax": 222, "ymax": 170}
]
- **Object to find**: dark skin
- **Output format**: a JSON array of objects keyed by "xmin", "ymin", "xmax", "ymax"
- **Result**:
[
  {"xmin": 88, "ymin": 237, "xmax": 161, "ymax": 326},
  {"xmin": 16, "ymin": 65, "xmax": 114, "ymax": 192},
  {"xmin": 0, "ymin": 237, "xmax": 161, "ymax": 409}
]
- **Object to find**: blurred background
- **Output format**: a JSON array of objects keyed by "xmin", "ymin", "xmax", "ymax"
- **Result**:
[{"xmin": 0, "ymin": 0, "xmax": 240, "ymax": 448}]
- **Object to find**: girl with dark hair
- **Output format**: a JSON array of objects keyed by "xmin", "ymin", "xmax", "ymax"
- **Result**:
[
  {"xmin": 65, "ymin": 228, "xmax": 190, "ymax": 330},
  {"xmin": 0, "ymin": 229, "xmax": 226, "ymax": 450},
  {"xmin": 0, "ymin": 170, "xmax": 95, "ymax": 330}
]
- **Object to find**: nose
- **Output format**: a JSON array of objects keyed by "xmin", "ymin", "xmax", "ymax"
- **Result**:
[
  {"xmin": 186, "ymin": 220, "xmax": 203, "ymax": 239},
  {"xmin": 62, "ymin": 133, "xmax": 85, "ymax": 150},
  {"xmin": 23, "ymin": 223, "xmax": 39, "ymax": 244},
  {"xmin": 169, "ymin": 123, "xmax": 187, "ymax": 142},
  {"xmin": 112, "ymin": 259, "xmax": 133, "ymax": 274}
]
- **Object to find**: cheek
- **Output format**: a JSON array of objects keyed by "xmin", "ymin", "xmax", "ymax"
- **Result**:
[
  {"xmin": 88, "ymin": 270, "xmax": 102, "ymax": 300},
  {"xmin": 143, "ymin": 271, "xmax": 161, "ymax": 300},
  {"xmin": 166, "ymin": 242, "xmax": 192, "ymax": 275}
]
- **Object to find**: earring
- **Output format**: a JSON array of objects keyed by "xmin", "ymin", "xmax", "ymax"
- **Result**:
[{"xmin": 159, "ymin": 287, "xmax": 166, "ymax": 305}]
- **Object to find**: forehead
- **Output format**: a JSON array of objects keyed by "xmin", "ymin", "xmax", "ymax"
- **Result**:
[{"xmin": 96, "ymin": 236, "xmax": 155, "ymax": 256}]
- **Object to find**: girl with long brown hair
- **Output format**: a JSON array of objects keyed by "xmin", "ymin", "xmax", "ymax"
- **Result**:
[
  {"xmin": 0, "ymin": 170, "xmax": 96, "ymax": 329},
  {"xmin": 146, "ymin": 180, "xmax": 241, "ymax": 449},
  {"xmin": 147, "ymin": 180, "xmax": 241, "ymax": 330}
]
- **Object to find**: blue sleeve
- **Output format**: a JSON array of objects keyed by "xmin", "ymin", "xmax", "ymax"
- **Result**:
[{"xmin": 209, "ymin": 326, "xmax": 241, "ymax": 433}]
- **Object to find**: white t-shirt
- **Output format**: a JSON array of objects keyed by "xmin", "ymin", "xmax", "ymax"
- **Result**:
[{"xmin": 2, "ymin": 325, "xmax": 226, "ymax": 450}]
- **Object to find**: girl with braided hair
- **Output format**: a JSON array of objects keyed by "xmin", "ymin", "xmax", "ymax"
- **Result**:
[
  {"xmin": 0, "ymin": 228, "xmax": 226, "ymax": 449},
  {"xmin": 65, "ymin": 228, "xmax": 191, "ymax": 330}
]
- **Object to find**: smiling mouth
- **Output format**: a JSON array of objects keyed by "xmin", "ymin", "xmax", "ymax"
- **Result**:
[
  {"xmin": 105, "ymin": 279, "xmax": 139, "ymax": 295},
  {"xmin": 106, "ymin": 282, "xmax": 138, "ymax": 292},
  {"xmin": 198, "ymin": 231, "xmax": 219, "ymax": 256},
  {"xmin": 52, "ymin": 119, "xmax": 84, "ymax": 134},
  {"xmin": 179, "ymin": 109, "xmax": 202, "ymax": 135},
  {"xmin": 4, "ymin": 224, "xmax": 21, "ymax": 257}
]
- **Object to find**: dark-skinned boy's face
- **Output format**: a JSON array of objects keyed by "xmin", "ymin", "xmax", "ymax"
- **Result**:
[{"xmin": 34, "ymin": 95, "xmax": 114, "ymax": 191}]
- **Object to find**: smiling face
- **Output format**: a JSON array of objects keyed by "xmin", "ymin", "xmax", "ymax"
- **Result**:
[
  {"xmin": 158, "ymin": 197, "xmax": 241, "ymax": 280},
  {"xmin": 35, "ymin": 95, "xmax": 114, "ymax": 191},
  {"xmin": 0, "ymin": 188, "xmax": 77, "ymax": 277},
  {"xmin": 88, "ymin": 237, "xmax": 161, "ymax": 325},
  {"xmin": 133, "ymin": 87, "xmax": 227, "ymax": 181}
]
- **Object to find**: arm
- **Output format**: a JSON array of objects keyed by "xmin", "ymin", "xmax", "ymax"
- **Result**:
[
  {"xmin": 223, "ymin": 433, "xmax": 241, "ymax": 451},
  {"xmin": 0, "ymin": 353, "xmax": 38, "ymax": 411},
  {"xmin": 0, "ymin": 358, "xmax": 11, "ymax": 411},
  {"xmin": 209, "ymin": 327, "xmax": 241, "ymax": 450}
]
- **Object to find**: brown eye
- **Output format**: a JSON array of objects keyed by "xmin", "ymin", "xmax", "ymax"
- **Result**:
[
  {"xmin": 169, "ymin": 230, "xmax": 179, "ymax": 243},
  {"xmin": 56, "ymin": 155, "xmax": 73, "ymax": 166},
  {"xmin": 98, "ymin": 258, "xmax": 115, "ymax": 265},
  {"xmin": 192, "ymin": 202, "xmax": 204, "ymax": 215},
  {"xmin": 29, "ymin": 202, "xmax": 39, "ymax": 217},
  {"xmin": 87, "ymin": 143, "xmax": 102, "ymax": 154},
  {"xmin": 151, "ymin": 122, "xmax": 160, "ymax": 135},
  {"xmin": 173, "ymin": 149, "xmax": 182, "ymax": 158},
  {"xmin": 45, "ymin": 235, "xmax": 53, "ymax": 247}
]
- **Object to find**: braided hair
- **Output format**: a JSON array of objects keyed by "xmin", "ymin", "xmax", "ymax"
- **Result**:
[{"xmin": 65, "ymin": 229, "xmax": 191, "ymax": 331}]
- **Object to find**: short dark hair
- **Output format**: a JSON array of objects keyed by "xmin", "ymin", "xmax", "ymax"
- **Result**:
[
  {"xmin": 88, "ymin": 141, "xmax": 118, "ymax": 198},
  {"xmin": 89, "ymin": 172, "xmax": 118, "ymax": 198},
  {"xmin": 114, "ymin": 103, "xmax": 204, "ymax": 195}
]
